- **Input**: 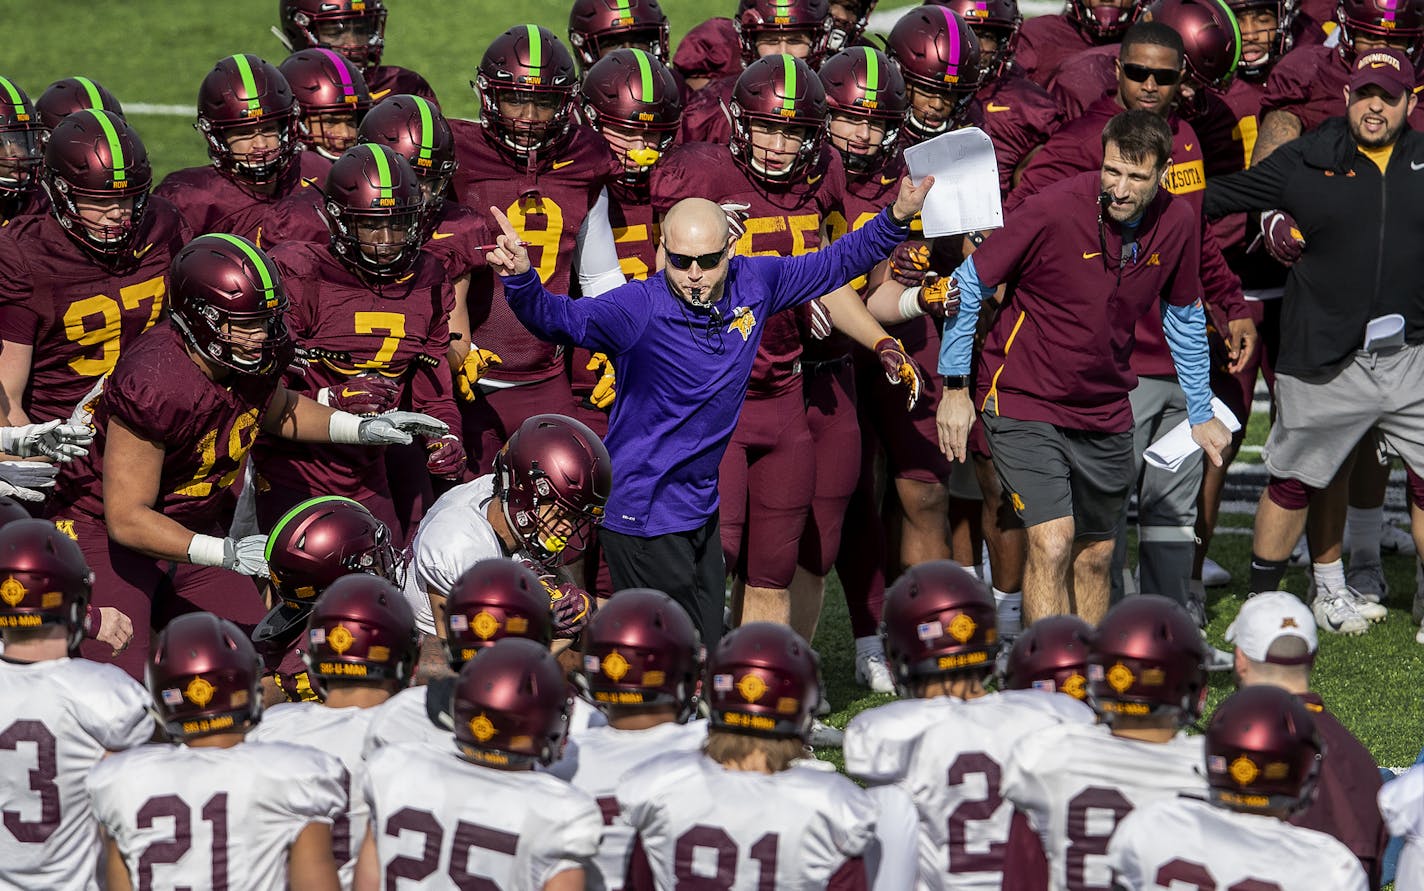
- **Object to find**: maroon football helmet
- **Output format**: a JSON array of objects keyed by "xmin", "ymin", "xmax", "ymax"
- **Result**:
[
  {"xmin": 569, "ymin": 0, "xmax": 672, "ymax": 70},
  {"xmin": 358, "ymin": 94, "xmax": 457, "ymax": 216},
  {"xmin": 1141, "ymin": 0, "xmax": 1241, "ymax": 89},
  {"xmin": 1088, "ymin": 594, "xmax": 1209, "ymax": 726},
  {"xmin": 453, "ymin": 637, "xmax": 573, "ymax": 766},
  {"xmin": 41, "ymin": 109, "xmax": 152, "ymax": 264},
  {"xmin": 147, "ymin": 612, "xmax": 264, "ymax": 739},
  {"xmin": 1205, "ymin": 685, "xmax": 1323, "ymax": 815},
  {"xmin": 302, "ymin": 574, "xmax": 418, "ymax": 696},
  {"xmin": 321, "ymin": 143, "xmax": 426, "ymax": 279},
  {"xmin": 475, "ymin": 25, "xmax": 582, "ymax": 166},
  {"xmin": 1224, "ymin": 0, "xmax": 1293, "ymax": 77},
  {"xmin": 0, "ymin": 77, "xmax": 44, "ymax": 201},
  {"xmin": 35, "ymin": 77, "xmax": 125, "ymax": 130},
  {"xmin": 926, "ymin": 0, "xmax": 1024, "ymax": 79},
  {"xmin": 1002, "ymin": 615, "xmax": 1093, "ymax": 700},
  {"xmin": 581, "ymin": 48, "xmax": 682, "ymax": 179},
  {"xmin": 1069, "ymin": 0, "xmax": 1148, "ymax": 39},
  {"xmin": 169, "ymin": 233, "xmax": 292, "ymax": 378},
  {"xmin": 0, "ymin": 519, "xmax": 93, "ymax": 651},
  {"xmin": 729, "ymin": 53, "xmax": 828, "ymax": 182},
  {"xmin": 671, "ymin": 17, "xmax": 743, "ymax": 83},
  {"xmin": 881, "ymin": 561, "xmax": 999, "ymax": 694},
  {"xmin": 279, "ymin": 48, "xmax": 373, "ymax": 161},
  {"xmin": 494, "ymin": 414, "xmax": 611, "ymax": 567},
  {"xmin": 0, "ymin": 496, "xmax": 32, "ymax": 530},
  {"xmin": 1338, "ymin": 0, "xmax": 1424, "ymax": 60},
  {"xmin": 581, "ymin": 588, "xmax": 703, "ymax": 720},
  {"xmin": 818, "ymin": 47, "xmax": 909, "ymax": 174},
  {"xmin": 445, "ymin": 558, "xmax": 555, "ymax": 667},
  {"xmin": 255, "ymin": 496, "xmax": 400, "ymax": 653},
  {"xmin": 735, "ymin": 0, "xmax": 835, "ymax": 65},
  {"xmin": 707, "ymin": 622, "xmax": 822, "ymax": 741},
  {"xmin": 279, "ymin": 0, "xmax": 389, "ymax": 68},
  {"xmin": 886, "ymin": 6, "xmax": 984, "ymax": 140},
  {"xmin": 196, "ymin": 54, "xmax": 301, "ymax": 187},
  {"xmin": 828, "ymin": 0, "xmax": 880, "ymax": 51}
]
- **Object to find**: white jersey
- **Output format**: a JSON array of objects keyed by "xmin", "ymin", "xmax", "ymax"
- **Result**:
[
  {"xmin": 0, "ymin": 657, "xmax": 151, "ymax": 891},
  {"xmin": 247, "ymin": 702, "xmax": 385, "ymax": 889},
  {"xmin": 547, "ymin": 719, "xmax": 708, "ymax": 890},
  {"xmin": 87, "ymin": 741, "xmax": 346, "ymax": 891},
  {"xmin": 1379, "ymin": 765, "xmax": 1424, "ymax": 891},
  {"xmin": 364, "ymin": 680, "xmax": 605, "ymax": 757},
  {"xmin": 405, "ymin": 474, "xmax": 505, "ymax": 634},
  {"xmin": 849, "ymin": 690, "xmax": 1095, "ymax": 890},
  {"xmin": 363, "ymin": 742, "xmax": 602, "ymax": 890},
  {"xmin": 1000, "ymin": 722, "xmax": 1207, "ymax": 891},
  {"xmin": 1108, "ymin": 796, "xmax": 1367, "ymax": 890},
  {"xmin": 618, "ymin": 751, "xmax": 877, "ymax": 890}
]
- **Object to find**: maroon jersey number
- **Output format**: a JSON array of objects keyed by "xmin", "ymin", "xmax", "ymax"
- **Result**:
[
  {"xmin": 738, "ymin": 213, "xmax": 821, "ymax": 259},
  {"xmin": 383, "ymin": 806, "xmax": 520, "ymax": 890},
  {"xmin": 673, "ymin": 825, "xmax": 779, "ymax": 890},
  {"xmin": 1154, "ymin": 860, "xmax": 1284, "ymax": 891},
  {"xmin": 946, "ymin": 751, "xmax": 1006, "ymax": 874},
  {"xmin": 0, "ymin": 720, "xmax": 59, "ymax": 843},
  {"xmin": 135, "ymin": 792, "xmax": 229, "ymax": 891},
  {"xmin": 1064, "ymin": 786, "xmax": 1133, "ymax": 891},
  {"xmin": 63, "ymin": 275, "xmax": 166, "ymax": 378},
  {"xmin": 173, "ymin": 408, "xmax": 261, "ymax": 499},
  {"xmin": 352, "ymin": 311, "xmax": 407, "ymax": 372}
]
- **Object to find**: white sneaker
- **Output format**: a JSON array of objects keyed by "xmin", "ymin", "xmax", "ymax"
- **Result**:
[
  {"xmin": 1382, "ymin": 520, "xmax": 1417, "ymax": 556},
  {"xmin": 1341, "ymin": 585, "xmax": 1388, "ymax": 622},
  {"xmin": 1345, "ymin": 562, "xmax": 1388, "ymax": 603},
  {"xmin": 1312, "ymin": 590, "xmax": 1370, "ymax": 635},
  {"xmin": 1202, "ymin": 557, "xmax": 1232, "ymax": 588},
  {"xmin": 854, "ymin": 650, "xmax": 896, "ymax": 694},
  {"xmin": 810, "ymin": 719, "xmax": 844, "ymax": 747},
  {"xmin": 1289, "ymin": 535, "xmax": 1310, "ymax": 568}
]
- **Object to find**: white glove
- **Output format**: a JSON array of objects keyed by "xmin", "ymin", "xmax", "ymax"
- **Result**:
[
  {"xmin": 0, "ymin": 461, "xmax": 58, "ymax": 502},
  {"xmin": 0, "ymin": 420, "xmax": 94, "ymax": 462},
  {"xmin": 188, "ymin": 533, "xmax": 270, "ymax": 577},
  {"xmin": 720, "ymin": 202, "xmax": 750, "ymax": 241},
  {"xmin": 68, "ymin": 374, "xmax": 108, "ymax": 430},
  {"xmin": 330, "ymin": 410, "xmax": 449, "ymax": 446}
]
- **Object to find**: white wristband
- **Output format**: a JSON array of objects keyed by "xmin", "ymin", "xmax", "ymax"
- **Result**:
[
  {"xmin": 316, "ymin": 387, "xmax": 333, "ymax": 407},
  {"xmin": 328, "ymin": 411, "xmax": 363, "ymax": 444},
  {"xmin": 187, "ymin": 534, "xmax": 228, "ymax": 567},
  {"xmin": 899, "ymin": 287, "xmax": 927, "ymax": 321}
]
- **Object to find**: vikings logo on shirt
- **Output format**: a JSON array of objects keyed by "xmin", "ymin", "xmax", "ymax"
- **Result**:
[{"xmin": 727, "ymin": 306, "xmax": 756, "ymax": 340}]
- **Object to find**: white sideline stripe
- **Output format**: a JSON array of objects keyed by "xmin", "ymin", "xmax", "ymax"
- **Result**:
[{"xmin": 126, "ymin": 102, "xmax": 193, "ymax": 117}]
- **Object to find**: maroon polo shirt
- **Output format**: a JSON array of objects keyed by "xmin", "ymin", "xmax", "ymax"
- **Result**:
[{"xmin": 972, "ymin": 171, "xmax": 1202, "ymax": 433}]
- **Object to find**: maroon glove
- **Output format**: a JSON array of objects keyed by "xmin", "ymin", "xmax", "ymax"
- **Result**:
[
  {"xmin": 874, "ymin": 337, "xmax": 925, "ymax": 410},
  {"xmin": 808, "ymin": 298, "xmax": 834, "ymax": 339},
  {"xmin": 425, "ymin": 435, "xmax": 467, "ymax": 480},
  {"xmin": 888, "ymin": 241, "xmax": 932, "ymax": 287},
  {"xmin": 1259, "ymin": 210, "xmax": 1304, "ymax": 266},
  {"xmin": 318, "ymin": 373, "xmax": 401, "ymax": 416},
  {"xmin": 917, "ymin": 275, "xmax": 961, "ymax": 321},
  {"xmin": 549, "ymin": 583, "xmax": 593, "ymax": 639}
]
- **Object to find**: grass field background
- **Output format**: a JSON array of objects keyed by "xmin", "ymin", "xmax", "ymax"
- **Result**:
[{"xmin": 11, "ymin": 1, "xmax": 1424, "ymax": 772}]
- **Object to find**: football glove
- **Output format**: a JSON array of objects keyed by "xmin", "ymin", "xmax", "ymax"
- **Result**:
[
  {"xmin": 549, "ymin": 582, "xmax": 593, "ymax": 639},
  {"xmin": 455, "ymin": 346, "xmax": 503, "ymax": 402},
  {"xmin": 585, "ymin": 353, "xmax": 616, "ymax": 410},
  {"xmin": 68, "ymin": 374, "xmax": 107, "ymax": 431},
  {"xmin": 1260, "ymin": 210, "xmax": 1304, "ymax": 266},
  {"xmin": 0, "ymin": 461, "xmax": 58, "ymax": 502},
  {"xmin": 425, "ymin": 434, "xmax": 467, "ymax": 480},
  {"xmin": 917, "ymin": 275, "xmax": 961, "ymax": 321},
  {"xmin": 888, "ymin": 241, "xmax": 932, "ymax": 287},
  {"xmin": 188, "ymin": 533, "xmax": 270, "ymax": 577},
  {"xmin": 355, "ymin": 411, "xmax": 449, "ymax": 446},
  {"xmin": 808, "ymin": 298, "xmax": 834, "ymax": 340},
  {"xmin": 317, "ymin": 374, "xmax": 402, "ymax": 416},
  {"xmin": 0, "ymin": 420, "xmax": 94, "ymax": 462},
  {"xmin": 720, "ymin": 202, "xmax": 750, "ymax": 242},
  {"xmin": 874, "ymin": 337, "xmax": 925, "ymax": 410}
]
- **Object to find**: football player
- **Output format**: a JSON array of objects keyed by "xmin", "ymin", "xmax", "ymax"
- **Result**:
[
  {"xmin": 248, "ymin": 575, "xmax": 419, "ymax": 888},
  {"xmin": 277, "ymin": 0, "xmax": 439, "ymax": 104},
  {"xmin": 670, "ymin": 16, "xmax": 742, "ymax": 101},
  {"xmin": 1000, "ymin": 595, "xmax": 1212, "ymax": 890},
  {"xmin": 844, "ymin": 563, "xmax": 1093, "ymax": 890},
  {"xmin": 450, "ymin": 24, "xmax": 626, "ymax": 473},
  {"xmin": 569, "ymin": 0, "xmax": 671, "ymax": 71},
  {"xmin": 87, "ymin": 612, "xmax": 345, "ymax": 891},
  {"xmin": 46, "ymin": 233, "xmax": 447, "ymax": 677},
  {"xmin": 34, "ymin": 76, "xmax": 124, "ymax": 130},
  {"xmin": 548, "ymin": 588, "xmax": 707, "ymax": 891},
  {"xmin": 1109, "ymin": 684, "xmax": 1367, "ymax": 889},
  {"xmin": 154, "ymin": 54, "xmax": 329, "ymax": 240},
  {"xmin": 679, "ymin": 0, "xmax": 835, "ymax": 144},
  {"xmin": 1015, "ymin": 0, "xmax": 1146, "ymax": 86},
  {"xmin": 279, "ymin": 48, "xmax": 373, "ymax": 163},
  {"xmin": 253, "ymin": 496, "xmax": 404, "ymax": 702},
  {"xmin": 0, "ymin": 110, "xmax": 188, "ymax": 431},
  {"xmin": 0, "ymin": 519, "xmax": 152, "ymax": 891},
  {"xmin": 828, "ymin": 0, "xmax": 878, "ymax": 50},
  {"xmin": 0, "ymin": 78, "xmax": 47, "ymax": 224},
  {"xmin": 356, "ymin": 637, "xmax": 602, "ymax": 890},
  {"xmin": 1000, "ymin": 613, "xmax": 1096, "ymax": 702},
  {"xmin": 254, "ymin": 144, "xmax": 465, "ymax": 542},
  {"xmin": 886, "ymin": 6, "xmax": 987, "ymax": 145}
]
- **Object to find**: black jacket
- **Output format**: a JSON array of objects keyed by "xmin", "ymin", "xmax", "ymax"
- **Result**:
[{"xmin": 1204, "ymin": 118, "xmax": 1424, "ymax": 377}]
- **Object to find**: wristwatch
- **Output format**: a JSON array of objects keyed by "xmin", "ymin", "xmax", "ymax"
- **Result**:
[{"xmin": 942, "ymin": 375, "xmax": 969, "ymax": 390}]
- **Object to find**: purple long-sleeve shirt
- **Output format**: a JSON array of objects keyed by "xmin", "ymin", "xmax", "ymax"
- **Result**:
[{"xmin": 502, "ymin": 207, "xmax": 909, "ymax": 536}]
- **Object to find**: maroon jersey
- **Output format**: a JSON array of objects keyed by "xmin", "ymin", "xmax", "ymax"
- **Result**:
[
  {"xmin": 1262, "ymin": 43, "xmax": 1424, "ymax": 131},
  {"xmin": 678, "ymin": 74, "xmax": 737, "ymax": 145},
  {"xmin": 52, "ymin": 321, "xmax": 281, "ymax": 535},
  {"xmin": 672, "ymin": 16, "xmax": 742, "ymax": 105},
  {"xmin": 1203, "ymin": 75, "xmax": 1287, "ymax": 290},
  {"xmin": 254, "ymin": 241, "xmax": 458, "ymax": 498},
  {"xmin": 651, "ymin": 141, "xmax": 849, "ymax": 394},
  {"xmin": 975, "ymin": 73, "xmax": 1064, "ymax": 194},
  {"xmin": 153, "ymin": 150, "xmax": 330, "ymax": 241},
  {"xmin": 0, "ymin": 189, "xmax": 47, "ymax": 226},
  {"xmin": 607, "ymin": 180, "xmax": 660, "ymax": 282},
  {"xmin": 1014, "ymin": 14, "xmax": 1098, "ymax": 88},
  {"xmin": 449, "ymin": 119, "xmax": 621, "ymax": 383},
  {"xmin": 0, "ymin": 198, "xmax": 190, "ymax": 424},
  {"xmin": 974, "ymin": 171, "xmax": 1203, "ymax": 432},
  {"xmin": 1047, "ymin": 44, "xmax": 1118, "ymax": 120},
  {"xmin": 365, "ymin": 65, "xmax": 439, "ymax": 106}
]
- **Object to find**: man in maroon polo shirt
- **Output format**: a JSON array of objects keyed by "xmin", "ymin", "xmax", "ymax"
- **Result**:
[{"xmin": 937, "ymin": 110, "xmax": 1231, "ymax": 626}]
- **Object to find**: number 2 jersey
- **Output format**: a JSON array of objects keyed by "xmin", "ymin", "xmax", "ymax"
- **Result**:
[
  {"xmin": 86, "ymin": 740, "xmax": 346, "ymax": 891},
  {"xmin": 0, "ymin": 657, "xmax": 151, "ymax": 891}
]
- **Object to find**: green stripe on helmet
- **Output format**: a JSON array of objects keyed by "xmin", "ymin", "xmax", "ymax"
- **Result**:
[
  {"xmin": 861, "ymin": 46, "xmax": 879, "ymax": 103},
  {"xmin": 632, "ymin": 49, "xmax": 655, "ymax": 103},
  {"xmin": 0, "ymin": 77, "xmax": 24, "ymax": 114},
  {"xmin": 414, "ymin": 96, "xmax": 435, "ymax": 162},
  {"xmin": 231, "ymin": 54, "xmax": 263, "ymax": 115},
  {"xmin": 264, "ymin": 495, "xmax": 363, "ymax": 562},
  {"xmin": 615, "ymin": 0, "xmax": 631, "ymax": 13},
  {"xmin": 1218, "ymin": 0, "xmax": 1243, "ymax": 82},
  {"xmin": 781, "ymin": 53, "xmax": 797, "ymax": 114},
  {"xmin": 526, "ymin": 24, "xmax": 543, "ymax": 70},
  {"xmin": 205, "ymin": 233, "xmax": 279, "ymax": 309},
  {"xmin": 74, "ymin": 76, "xmax": 103, "ymax": 110},
  {"xmin": 88, "ymin": 109, "xmax": 126, "ymax": 185},
  {"xmin": 368, "ymin": 144, "xmax": 394, "ymax": 200}
]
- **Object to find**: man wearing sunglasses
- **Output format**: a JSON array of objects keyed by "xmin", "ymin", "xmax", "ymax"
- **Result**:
[{"xmin": 485, "ymin": 178, "xmax": 932, "ymax": 648}]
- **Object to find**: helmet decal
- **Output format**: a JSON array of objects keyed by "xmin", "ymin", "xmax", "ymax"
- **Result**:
[
  {"xmin": 87, "ymin": 109, "xmax": 128, "ymax": 189},
  {"xmin": 861, "ymin": 46, "xmax": 880, "ymax": 104},
  {"xmin": 205, "ymin": 233, "xmax": 280, "ymax": 308},
  {"xmin": 230, "ymin": 54, "xmax": 266, "ymax": 119},
  {"xmin": 938, "ymin": 5, "xmax": 964, "ymax": 82},
  {"xmin": 366, "ymin": 143, "xmax": 394, "ymax": 205},
  {"xmin": 633, "ymin": 48, "xmax": 656, "ymax": 101},
  {"xmin": 413, "ymin": 96, "xmax": 436, "ymax": 167},
  {"xmin": 527, "ymin": 23, "xmax": 544, "ymax": 70},
  {"xmin": 0, "ymin": 78, "xmax": 30, "ymax": 123},
  {"xmin": 74, "ymin": 76, "xmax": 104, "ymax": 110},
  {"xmin": 264, "ymin": 495, "xmax": 363, "ymax": 564},
  {"xmin": 316, "ymin": 48, "xmax": 361, "ymax": 105}
]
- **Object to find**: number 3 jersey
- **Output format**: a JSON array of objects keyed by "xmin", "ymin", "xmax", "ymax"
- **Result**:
[
  {"xmin": 617, "ymin": 750, "xmax": 877, "ymax": 890},
  {"xmin": 1000, "ymin": 722, "xmax": 1208, "ymax": 891},
  {"xmin": 86, "ymin": 740, "xmax": 346, "ymax": 891},
  {"xmin": 0, "ymin": 657, "xmax": 151, "ymax": 891},
  {"xmin": 363, "ymin": 741, "xmax": 602, "ymax": 890}
]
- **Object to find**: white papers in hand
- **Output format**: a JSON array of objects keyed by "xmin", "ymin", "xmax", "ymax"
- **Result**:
[
  {"xmin": 1144, "ymin": 398, "xmax": 1243, "ymax": 472},
  {"xmin": 902, "ymin": 127, "xmax": 1003, "ymax": 238},
  {"xmin": 1364, "ymin": 313, "xmax": 1405, "ymax": 352}
]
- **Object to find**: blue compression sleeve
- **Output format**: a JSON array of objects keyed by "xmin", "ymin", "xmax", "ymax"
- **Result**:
[
  {"xmin": 1162, "ymin": 299, "xmax": 1215, "ymax": 425},
  {"xmin": 937, "ymin": 256, "xmax": 993, "ymax": 376}
]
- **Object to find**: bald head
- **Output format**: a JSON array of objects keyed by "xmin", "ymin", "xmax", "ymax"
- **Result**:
[{"xmin": 663, "ymin": 197, "xmax": 730, "ymax": 255}]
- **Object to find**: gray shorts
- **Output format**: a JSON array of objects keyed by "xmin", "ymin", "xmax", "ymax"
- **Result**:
[
  {"xmin": 980, "ymin": 409, "xmax": 1135, "ymax": 540},
  {"xmin": 1266, "ymin": 343, "xmax": 1424, "ymax": 488}
]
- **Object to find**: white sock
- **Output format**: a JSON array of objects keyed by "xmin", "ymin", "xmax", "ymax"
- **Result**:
[
  {"xmin": 1314, "ymin": 559, "xmax": 1347, "ymax": 595},
  {"xmin": 1346, "ymin": 505, "xmax": 1384, "ymax": 567},
  {"xmin": 854, "ymin": 635, "xmax": 883, "ymax": 658},
  {"xmin": 993, "ymin": 588, "xmax": 1023, "ymax": 637}
]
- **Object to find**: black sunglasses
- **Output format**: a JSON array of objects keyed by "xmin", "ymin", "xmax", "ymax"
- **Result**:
[
  {"xmin": 1121, "ymin": 62, "xmax": 1182, "ymax": 85},
  {"xmin": 664, "ymin": 245, "xmax": 726, "ymax": 271}
]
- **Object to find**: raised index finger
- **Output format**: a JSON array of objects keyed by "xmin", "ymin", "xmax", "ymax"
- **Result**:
[{"xmin": 489, "ymin": 206, "xmax": 519, "ymax": 239}]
